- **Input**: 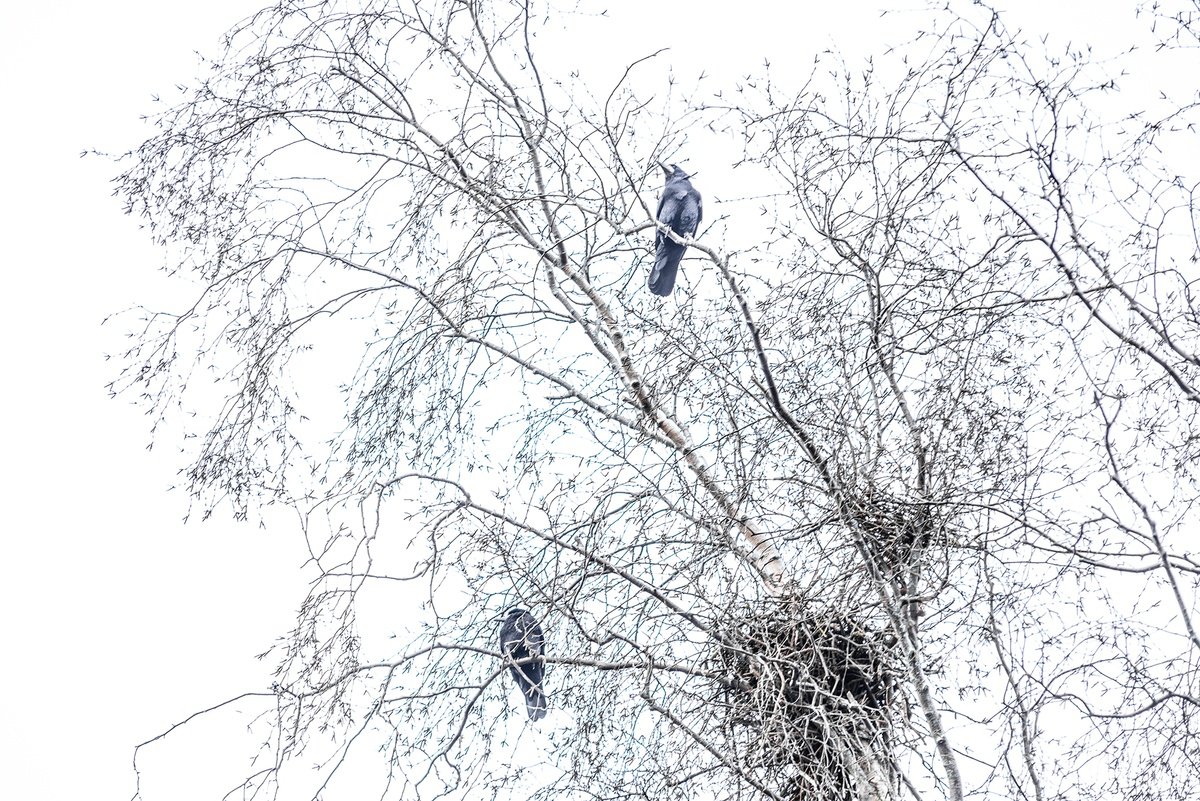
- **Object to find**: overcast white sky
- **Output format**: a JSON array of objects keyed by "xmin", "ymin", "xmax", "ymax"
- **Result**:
[
  {"xmin": 0, "ymin": 2, "xmax": 1137, "ymax": 800},
  {"xmin": 1, "ymin": 3, "xmax": 304, "ymax": 800}
]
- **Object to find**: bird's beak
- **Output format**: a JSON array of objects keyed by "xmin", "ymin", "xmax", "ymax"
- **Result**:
[{"xmin": 659, "ymin": 161, "xmax": 671, "ymax": 177}]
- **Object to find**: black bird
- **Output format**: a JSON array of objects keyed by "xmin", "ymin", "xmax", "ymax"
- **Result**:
[
  {"xmin": 649, "ymin": 163, "xmax": 703, "ymax": 296},
  {"xmin": 498, "ymin": 608, "xmax": 548, "ymax": 721}
]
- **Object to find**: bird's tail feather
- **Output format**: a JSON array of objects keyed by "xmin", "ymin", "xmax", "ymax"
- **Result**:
[
  {"xmin": 512, "ymin": 668, "xmax": 548, "ymax": 721},
  {"xmin": 649, "ymin": 242, "xmax": 685, "ymax": 296},
  {"xmin": 524, "ymin": 687, "xmax": 548, "ymax": 721}
]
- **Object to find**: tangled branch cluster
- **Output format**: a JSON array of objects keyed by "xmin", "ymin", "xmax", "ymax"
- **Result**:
[
  {"xmin": 713, "ymin": 598, "xmax": 901, "ymax": 801},
  {"xmin": 848, "ymin": 492, "xmax": 938, "ymax": 581}
]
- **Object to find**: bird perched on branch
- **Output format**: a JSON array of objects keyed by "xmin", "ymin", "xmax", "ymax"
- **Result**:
[
  {"xmin": 649, "ymin": 163, "xmax": 703, "ymax": 296},
  {"xmin": 498, "ymin": 608, "xmax": 548, "ymax": 720}
]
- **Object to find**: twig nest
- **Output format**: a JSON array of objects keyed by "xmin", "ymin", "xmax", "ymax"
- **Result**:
[
  {"xmin": 847, "ymin": 490, "xmax": 936, "ymax": 578},
  {"xmin": 711, "ymin": 595, "xmax": 902, "ymax": 800}
]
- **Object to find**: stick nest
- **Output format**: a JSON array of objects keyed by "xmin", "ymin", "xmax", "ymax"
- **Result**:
[
  {"xmin": 848, "ymin": 491, "xmax": 936, "ymax": 579},
  {"xmin": 711, "ymin": 596, "xmax": 902, "ymax": 800}
]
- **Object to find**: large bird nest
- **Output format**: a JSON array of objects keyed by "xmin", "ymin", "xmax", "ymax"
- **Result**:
[{"xmin": 710, "ymin": 596, "xmax": 903, "ymax": 801}]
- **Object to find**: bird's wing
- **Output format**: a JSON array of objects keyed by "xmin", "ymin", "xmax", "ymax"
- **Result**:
[
  {"xmin": 518, "ymin": 612, "xmax": 545, "ymax": 656},
  {"xmin": 499, "ymin": 617, "xmax": 518, "ymax": 655},
  {"xmin": 662, "ymin": 193, "xmax": 686, "ymax": 223},
  {"xmin": 656, "ymin": 192, "xmax": 683, "ymax": 245},
  {"xmin": 695, "ymin": 192, "xmax": 703, "ymax": 233},
  {"xmin": 674, "ymin": 193, "xmax": 700, "ymax": 238},
  {"xmin": 655, "ymin": 187, "xmax": 671, "ymax": 220}
]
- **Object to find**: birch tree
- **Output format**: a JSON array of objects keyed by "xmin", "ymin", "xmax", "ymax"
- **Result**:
[{"xmin": 117, "ymin": 2, "xmax": 1200, "ymax": 800}]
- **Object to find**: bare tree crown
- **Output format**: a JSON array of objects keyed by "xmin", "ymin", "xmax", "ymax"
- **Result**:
[{"xmin": 116, "ymin": 2, "xmax": 1200, "ymax": 800}]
